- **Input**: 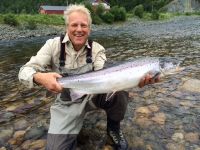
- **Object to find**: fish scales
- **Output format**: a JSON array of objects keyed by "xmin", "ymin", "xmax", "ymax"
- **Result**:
[{"xmin": 58, "ymin": 57, "xmax": 163, "ymax": 94}]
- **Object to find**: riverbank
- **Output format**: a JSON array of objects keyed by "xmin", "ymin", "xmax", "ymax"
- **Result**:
[
  {"xmin": 0, "ymin": 14, "xmax": 200, "ymax": 150},
  {"xmin": 0, "ymin": 24, "xmax": 64, "ymax": 41},
  {"xmin": 1, "ymin": 15, "xmax": 200, "ymax": 42}
]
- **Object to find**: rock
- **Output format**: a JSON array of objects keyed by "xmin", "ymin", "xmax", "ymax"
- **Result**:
[
  {"xmin": 184, "ymin": 132, "xmax": 199, "ymax": 143},
  {"xmin": 5, "ymin": 105, "xmax": 18, "ymax": 111},
  {"xmin": 0, "ymin": 128, "xmax": 14, "ymax": 146},
  {"xmin": 166, "ymin": 143, "xmax": 185, "ymax": 150},
  {"xmin": 143, "ymin": 90, "xmax": 154, "ymax": 97},
  {"xmin": 103, "ymin": 145, "xmax": 113, "ymax": 150},
  {"xmin": 135, "ymin": 117, "xmax": 152, "ymax": 128},
  {"xmin": 24, "ymin": 126, "xmax": 46, "ymax": 140},
  {"xmin": 151, "ymin": 113, "xmax": 166, "ymax": 125},
  {"xmin": 148, "ymin": 105, "xmax": 159, "ymax": 112},
  {"xmin": 162, "ymin": 0, "xmax": 200, "ymax": 13},
  {"xmin": 146, "ymin": 144, "xmax": 153, "ymax": 150},
  {"xmin": 96, "ymin": 120, "xmax": 106, "ymax": 130},
  {"xmin": 0, "ymin": 112, "xmax": 15, "ymax": 123},
  {"xmin": 180, "ymin": 78, "xmax": 200, "ymax": 93},
  {"xmin": 29, "ymin": 139, "xmax": 46, "ymax": 150},
  {"xmin": 135, "ymin": 106, "xmax": 151, "ymax": 117},
  {"xmin": 171, "ymin": 132, "xmax": 184, "ymax": 143},
  {"xmin": 128, "ymin": 92, "xmax": 139, "ymax": 98},
  {"xmin": 179, "ymin": 101, "xmax": 193, "ymax": 108},
  {"xmin": 21, "ymin": 140, "xmax": 32, "ymax": 150},
  {"xmin": 8, "ymin": 130, "xmax": 26, "ymax": 145},
  {"xmin": 130, "ymin": 137, "xmax": 144, "ymax": 148},
  {"xmin": 5, "ymin": 101, "xmax": 25, "ymax": 111},
  {"xmin": 14, "ymin": 119, "xmax": 28, "ymax": 130}
]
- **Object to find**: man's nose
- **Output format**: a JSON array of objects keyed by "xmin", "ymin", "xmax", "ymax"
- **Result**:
[{"xmin": 76, "ymin": 25, "xmax": 82, "ymax": 30}]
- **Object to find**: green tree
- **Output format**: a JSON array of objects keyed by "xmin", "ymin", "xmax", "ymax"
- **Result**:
[
  {"xmin": 96, "ymin": 4, "xmax": 105, "ymax": 18},
  {"xmin": 3, "ymin": 14, "xmax": 19, "ymax": 26},
  {"xmin": 101, "ymin": 12, "xmax": 114, "ymax": 24},
  {"xmin": 110, "ymin": 6, "xmax": 126, "ymax": 21},
  {"xmin": 134, "ymin": 4, "xmax": 144, "ymax": 18}
]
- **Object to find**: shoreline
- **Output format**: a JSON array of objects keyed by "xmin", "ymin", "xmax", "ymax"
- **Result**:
[
  {"xmin": 0, "ymin": 24, "xmax": 65, "ymax": 41},
  {"xmin": 1, "ymin": 15, "xmax": 200, "ymax": 42}
]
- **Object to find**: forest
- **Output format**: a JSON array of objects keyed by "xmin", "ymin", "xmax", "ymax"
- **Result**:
[{"xmin": 0, "ymin": 0, "xmax": 173, "ymax": 14}]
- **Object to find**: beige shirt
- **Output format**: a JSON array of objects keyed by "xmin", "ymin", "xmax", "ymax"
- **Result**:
[{"xmin": 18, "ymin": 34, "xmax": 107, "ymax": 88}]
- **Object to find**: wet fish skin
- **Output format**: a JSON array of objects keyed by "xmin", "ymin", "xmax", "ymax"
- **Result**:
[{"xmin": 58, "ymin": 57, "xmax": 181, "ymax": 95}]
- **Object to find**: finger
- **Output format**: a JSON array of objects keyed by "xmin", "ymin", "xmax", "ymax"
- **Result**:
[
  {"xmin": 57, "ymin": 85, "xmax": 63, "ymax": 93},
  {"xmin": 150, "ymin": 78, "xmax": 155, "ymax": 84},
  {"xmin": 144, "ymin": 74, "xmax": 151, "ymax": 85},
  {"xmin": 138, "ymin": 77, "xmax": 145, "ymax": 88},
  {"xmin": 49, "ymin": 85, "xmax": 62, "ymax": 94},
  {"xmin": 53, "ymin": 73, "xmax": 62, "ymax": 78},
  {"xmin": 55, "ymin": 81, "xmax": 63, "ymax": 92},
  {"xmin": 51, "ymin": 90, "xmax": 59, "ymax": 94}
]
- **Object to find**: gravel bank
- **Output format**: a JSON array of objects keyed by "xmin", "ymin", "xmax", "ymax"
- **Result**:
[
  {"xmin": 1, "ymin": 16, "xmax": 200, "ymax": 42},
  {"xmin": 0, "ymin": 24, "xmax": 64, "ymax": 41}
]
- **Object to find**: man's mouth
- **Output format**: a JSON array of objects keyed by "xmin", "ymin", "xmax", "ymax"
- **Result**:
[{"xmin": 75, "ymin": 34, "xmax": 84, "ymax": 37}]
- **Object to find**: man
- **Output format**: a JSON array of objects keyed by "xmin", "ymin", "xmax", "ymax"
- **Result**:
[{"xmin": 18, "ymin": 4, "xmax": 158, "ymax": 150}]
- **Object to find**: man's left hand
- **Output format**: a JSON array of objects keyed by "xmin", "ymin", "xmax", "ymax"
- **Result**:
[{"xmin": 138, "ymin": 73, "xmax": 160, "ymax": 88}]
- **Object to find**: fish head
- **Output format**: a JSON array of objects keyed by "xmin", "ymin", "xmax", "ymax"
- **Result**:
[{"xmin": 159, "ymin": 57, "xmax": 185, "ymax": 76}]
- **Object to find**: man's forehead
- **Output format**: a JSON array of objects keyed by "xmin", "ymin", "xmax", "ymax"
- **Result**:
[
  {"xmin": 68, "ymin": 12, "xmax": 89, "ymax": 23},
  {"xmin": 69, "ymin": 11, "xmax": 87, "ymax": 17}
]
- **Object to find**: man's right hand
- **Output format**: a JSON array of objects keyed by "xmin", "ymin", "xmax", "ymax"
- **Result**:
[{"xmin": 33, "ymin": 72, "xmax": 63, "ymax": 93}]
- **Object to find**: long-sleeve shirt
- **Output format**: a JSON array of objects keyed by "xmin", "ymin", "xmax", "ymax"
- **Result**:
[{"xmin": 18, "ymin": 34, "xmax": 107, "ymax": 88}]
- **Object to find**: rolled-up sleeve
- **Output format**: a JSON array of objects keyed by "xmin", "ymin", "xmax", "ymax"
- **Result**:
[
  {"xmin": 93, "ymin": 43, "xmax": 107, "ymax": 71},
  {"xmin": 18, "ymin": 38, "xmax": 58, "ymax": 88}
]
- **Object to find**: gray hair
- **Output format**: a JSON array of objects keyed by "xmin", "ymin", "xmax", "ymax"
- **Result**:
[{"xmin": 64, "ymin": 4, "xmax": 92, "ymax": 28}]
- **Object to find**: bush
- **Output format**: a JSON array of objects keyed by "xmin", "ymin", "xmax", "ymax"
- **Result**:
[
  {"xmin": 3, "ymin": 14, "xmax": 19, "ymax": 26},
  {"xmin": 101, "ymin": 12, "xmax": 114, "ymax": 24},
  {"xmin": 110, "ymin": 6, "xmax": 126, "ymax": 21},
  {"xmin": 159, "ymin": 13, "xmax": 172, "ymax": 20},
  {"xmin": 134, "ymin": 4, "xmax": 144, "ymax": 18},
  {"xmin": 92, "ymin": 14, "xmax": 103, "ymax": 25},
  {"xmin": 25, "ymin": 19, "xmax": 37, "ymax": 30},
  {"xmin": 151, "ymin": 10, "xmax": 160, "ymax": 20},
  {"xmin": 185, "ymin": 12, "xmax": 192, "ymax": 16},
  {"xmin": 96, "ymin": 4, "xmax": 105, "ymax": 18},
  {"xmin": 83, "ymin": 2, "xmax": 94, "ymax": 14}
]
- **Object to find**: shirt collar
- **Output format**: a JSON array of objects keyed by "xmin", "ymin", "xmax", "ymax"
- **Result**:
[
  {"xmin": 62, "ymin": 34, "xmax": 70, "ymax": 44},
  {"xmin": 62, "ymin": 33, "xmax": 91, "ymax": 50}
]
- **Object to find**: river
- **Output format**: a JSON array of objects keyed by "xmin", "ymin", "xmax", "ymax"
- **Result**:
[{"xmin": 0, "ymin": 16, "xmax": 200, "ymax": 150}]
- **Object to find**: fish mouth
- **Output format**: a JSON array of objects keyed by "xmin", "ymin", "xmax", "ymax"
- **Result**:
[
  {"xmin": 165, "ymin": 66, "xmax": 185, "ymax": 75},
  {"xmin": 176, "ymin": 66, "xmax": 185, "ymax": 72}
]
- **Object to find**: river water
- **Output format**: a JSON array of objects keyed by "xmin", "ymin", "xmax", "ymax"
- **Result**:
[{"xmin": 0, "ymin": 16, "xmax": 200, "ymax": 150}]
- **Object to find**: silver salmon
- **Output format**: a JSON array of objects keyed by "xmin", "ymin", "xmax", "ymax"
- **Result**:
[{"xmin": 58, "ymin": 57, "xmax": 183, "ymax": 100}]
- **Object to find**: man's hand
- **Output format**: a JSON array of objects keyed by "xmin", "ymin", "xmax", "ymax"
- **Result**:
[
  {"xmin": 33, "ymin": 72, "xmax": 63, "ymax": 93},
  {"xmin": 138, "ymin": 73, "xmax": 160, "ymax": 88}
]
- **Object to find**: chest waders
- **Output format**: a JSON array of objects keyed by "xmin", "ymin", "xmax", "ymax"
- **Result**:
[
  {"xmin": 57, "ymin": 34, "xmax": 94, "ymax": 103},
  {"xmin": 46, "ymin": 35, "xmax": 129, "ymax": 150},
  {"xmin": 47, "ymin": 35, "xmax": 98, "ymax": 150}
]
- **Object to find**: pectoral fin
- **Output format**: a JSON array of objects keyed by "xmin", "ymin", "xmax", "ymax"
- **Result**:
[{"xmin": 70, "ymin": 89, "xmax": 85, "ymax": 101}]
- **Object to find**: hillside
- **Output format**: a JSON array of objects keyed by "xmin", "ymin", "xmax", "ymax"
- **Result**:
[{"xmin": 162, "ymin": 0, "xmax": 200, "ymax": 12}]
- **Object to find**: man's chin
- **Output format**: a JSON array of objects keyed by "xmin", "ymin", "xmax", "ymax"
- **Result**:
[{"xmin": 74, "ymin": 41, "xmax": 86, "ymax": 46}]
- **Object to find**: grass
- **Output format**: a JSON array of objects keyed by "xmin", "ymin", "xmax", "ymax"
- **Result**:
[
  {"xmin": 0, "ymin": 12, "xmax": 199, "ymax": 26},
  {"xmin": 0, "ymin": 14, "xmax": 65, "ymax": 26}
]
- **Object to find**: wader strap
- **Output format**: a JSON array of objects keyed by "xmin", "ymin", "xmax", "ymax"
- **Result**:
[
  {"xmin": 59, "ymin": 35, "xmax": 93, "ymax": 72},
  {"xmin": 86, "ymin": 40, "xmax": 93, "ymax": 63},
  {"xmin": 59, "ymin": 34, "xmax": 66, "ymax": 67}
]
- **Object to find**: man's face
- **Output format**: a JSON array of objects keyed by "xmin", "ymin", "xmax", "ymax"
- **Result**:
[{"xmin": 67, "ymin": 11, "xmax": 91, "ymax": 51}]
